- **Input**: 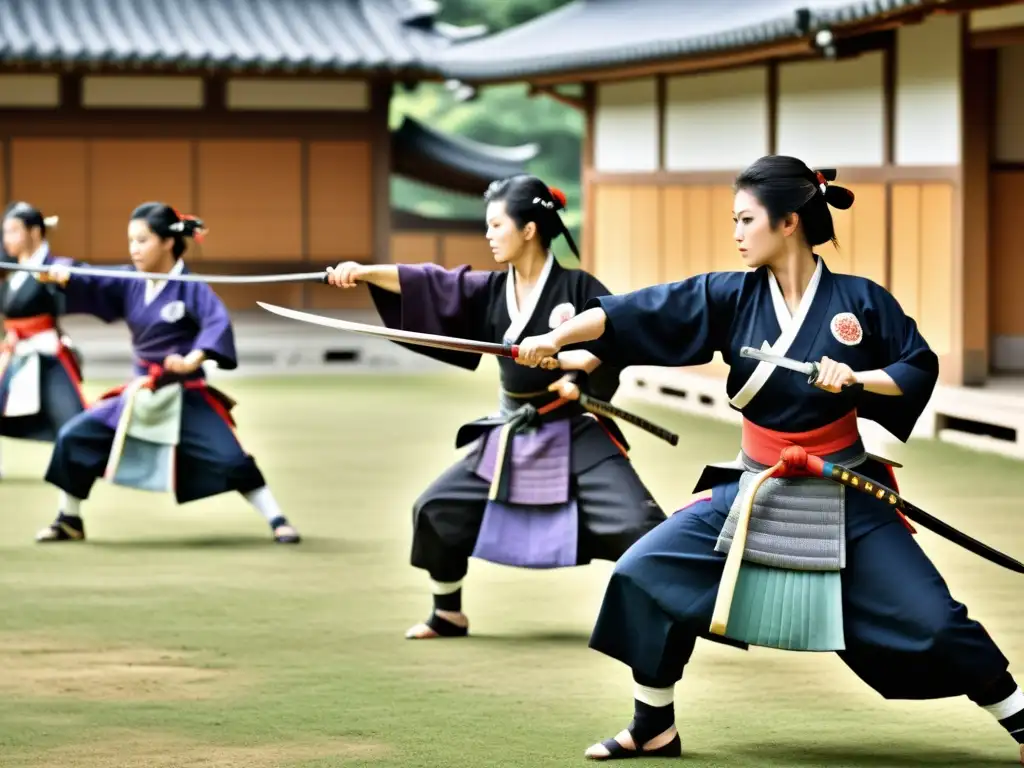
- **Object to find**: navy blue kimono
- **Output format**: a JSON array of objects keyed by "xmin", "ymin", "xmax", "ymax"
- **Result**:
[
  {"xmin": 0, "ymin": 243, "xmax": 86, "ymax": 443},
  {"xmin": 583, "ymin": 256, "xmax": 1010, "ymax": 700},
  {"xmin": 43, "ymin": 257, "xmax": 266, "ymax": 504}
]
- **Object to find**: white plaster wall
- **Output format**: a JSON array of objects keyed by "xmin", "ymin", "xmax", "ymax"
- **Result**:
[
  {"xmin": 970, "ymin": 5, "xmax": 1024, "ymax": 31},
  {"xmin": 226, "ymin": 79, "xmax": 369, "ymax": 111},
  {"xmin": 663, "ymin": 67, "xmax": 768, "ymax": 171},
  {"xmin": 594, "ymin": 78, "xmax": 659, "ymax": 172},
  {"xmin": 775, "ymin": 52, "xmax": 885, "ymax": 167},
  {"xmin": 0, "ymin": 74, "xmax": 59, "ymax": 107},
  {"xmin": 894, "ymin": 14, "xmax": 961, "ymax": 165},
  {"xmin": 996, "ymin": 44, "xmax": 1024, "ymax": 162},
  {"xmin": 82, "ymin": 76, "xmax": 203, "ymax": 108}
]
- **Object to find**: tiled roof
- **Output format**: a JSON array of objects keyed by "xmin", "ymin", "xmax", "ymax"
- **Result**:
[
  {"xmin": 0, "ymin": 0, "xmax": 486, "ymax": 74},
  {"xmin": 435, "ymin": 0, "xmax": 943, "ymax": 81},
  {"xmin": 391, "ymin": 116, "xmax": 539, "ymax": 195}
]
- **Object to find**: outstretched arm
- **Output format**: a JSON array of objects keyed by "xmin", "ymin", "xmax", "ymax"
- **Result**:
[{"xmin": 518, "ymin": 273, "xmax": 740, "ymax": 370}]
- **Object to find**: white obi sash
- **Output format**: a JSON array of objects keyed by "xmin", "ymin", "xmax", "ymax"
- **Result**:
[
  {"xmin": 1, "ymin": 328, "xmax": 61, "ymax": 418},
  {"xmin": 103, "ymin": 376, "xmax": 183, "ymax": 493}
]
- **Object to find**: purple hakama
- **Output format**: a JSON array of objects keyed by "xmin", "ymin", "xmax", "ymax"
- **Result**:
[{"xmin": 367, "ymin": 255, "xmax": 667, "ymax": 582}]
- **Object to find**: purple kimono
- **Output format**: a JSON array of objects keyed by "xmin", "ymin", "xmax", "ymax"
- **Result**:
[
  {"xmin": 368, "ymin": 254, "xmax": 666, "ymax": 582},
  {"xmin": 43, "ymin": 258, "xmax": 266, "ymax": 504}
]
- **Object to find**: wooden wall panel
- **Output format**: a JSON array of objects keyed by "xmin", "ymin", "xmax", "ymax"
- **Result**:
[
  {"xmin": 684, "ymin": 187, "xmax": 716, "ymax": 277},
  {"xmin": 890, "ymin": 182, "xmax": 955, "ymax": 356},
  {"xmin": 9, "ymin": 139, "xmax": 88, "ymax": 259},
  {"xmin": 593, "ymin": 185, "xmax": 633, "ymax": 293},
  {"xmin": 308, "ymin": 141, "xmax": 372, "ymax": 261},
  {"xmin": 660, "ymin": 187, "xmax": 685, "ymax": 281},
  {"xmin": 628, "ymin": 186, "xmax": 662, "ymax": 290},
  {"xmin": 711, "ymin": 186, "xmax": 737, "ymax": 273},
  {"xmin": 390, "ymin": 233, "xmax": 439, "ymax": 264},
  {"xmin": 890, "ymin": 184, "xmax": 922, "ymax": 320},
  {"xmin": 209, "ymin": 282, "xmax": 304, "ymax": 312},
  {"xmin": 918, "ymin": 184, "xmax": 954, "ymax": 357},
  {"xmin": 89, "ymin": 140, "xmax": 193, "ymax": 263},
  {"xmin": 196, "ymin": 140, "xmax": 301, "ymax": 262},
  {"xmin": 990, "ymin": 171, "xmax": 1024, "ymax": 336},
  {"xmin": 815, "ymin": 183, "xmax": 887, "ymax": 287},
  {"xmin": 441, "ymin": 233, "xmax": 495, "ymax": 272},
  {"xmin": 0, "ymin": 140, "xmax": 6, "ymax": 206}
]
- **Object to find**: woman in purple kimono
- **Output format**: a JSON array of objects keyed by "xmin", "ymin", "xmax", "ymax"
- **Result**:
[
  {"xmin": 34, "ymin": 202, "xmax": 300, "ymax": 545},
  {"xmin": 0, "ymin": 202, "xmax": 87, "ymax": 479},
  {"xmin": 325, "ymin": 174, "xmax": 667, "ymax": 640}
]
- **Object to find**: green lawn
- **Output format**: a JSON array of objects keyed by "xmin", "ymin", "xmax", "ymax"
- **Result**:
[{"xmin": 0, "ymin": 371, "xmax": 1021, "ymax": 767}]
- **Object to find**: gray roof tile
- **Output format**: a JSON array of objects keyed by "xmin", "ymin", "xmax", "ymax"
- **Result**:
[
  {"xmin": 436, "ymin": 0, "xmax": 940, "ymax": 81},
  {"xmin": 0, "ymin": 0, "xmax": 487, "ymax": 73}
]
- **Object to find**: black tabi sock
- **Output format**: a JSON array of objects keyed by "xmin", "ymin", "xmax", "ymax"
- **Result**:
[
  {"xmin": 969, "ymin": 672, "xmax": 1024, "ymax": 744},
  {"xmin": 629, "ymin": 699, "xmax": 675, "ymax": 745},
  {"xmin": 1001, "ymin": 709, "xmax": 1024, "ymax": 744},
  {"xmin": 432, "ymin": 588, "xmax": 462, "ymax": 613}
]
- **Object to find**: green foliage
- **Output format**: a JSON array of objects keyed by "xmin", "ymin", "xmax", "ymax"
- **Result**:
[
  {"xmin": 436, "ymin": 0, "xmax": 575, "ymax": 32},
  {"xmin": 389, "ymin": 0, "xmax": 583, "ymax": 264}
]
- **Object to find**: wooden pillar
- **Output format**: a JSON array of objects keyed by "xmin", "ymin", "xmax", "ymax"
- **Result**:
[
  {"xmin": 960, "ymin": 25, "xmax": 995, "ymax": 385},
  {"xmin": 370, "ymin": 80, "xmax": 393, "ymax": 265}
]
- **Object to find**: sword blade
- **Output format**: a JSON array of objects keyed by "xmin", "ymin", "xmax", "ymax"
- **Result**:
[
  {"xmin": 256, "ymin": 301, "xmax": 519, "ymax": 358},
  {"xmin": 739, "ymin": 345, "xmax": 817, "ymax": 376},
  {"xmin": 0, "ymin": 261, "xmax": 327, "ymax": 285}
]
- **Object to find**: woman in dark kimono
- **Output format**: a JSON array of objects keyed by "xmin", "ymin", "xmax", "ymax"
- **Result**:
[
  {"xmin": 0, "ymin": 202, "xmax": 87, "ymax": 480},
  {"xmin": 35, "ymin": 202, "xmax": 301, "ymax": 545},
  {"xmin": 325, "ymin": 174, "xmax": 667, "ymax": 639},
  {"xmin": 516, "ymin": 156, "xmax": 1024, "ymax": 763}
]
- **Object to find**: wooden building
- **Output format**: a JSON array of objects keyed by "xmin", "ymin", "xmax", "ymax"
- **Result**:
[
  {"xmin": 438, "ymin": 0, "xmax": 1024, "ymax": 452},
  {"xmin": 0, "ymin": 0, "xmax": 533, "ymax": 310}
]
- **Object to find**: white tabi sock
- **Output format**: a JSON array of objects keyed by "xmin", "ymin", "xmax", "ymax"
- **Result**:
[
  {"xmin": 0, "ymin": 439, "xmax": 4, "ymax": 476},
  {"xmin": 430, "ymin": 579, "xmax": 463, "ymax": 596},
  {"xmin": 243, "ymin": 486, "xmax": 288, "ymax": 526},
  {"xmin": 634, "ymin": 683, "xmax": 675, "ymax": 708},
  {"xmin": 981, "ymin": 686, "xmax": 1024, "ymax": 721},
  {"xmin": 59, "ymin": 491, "xmax": 82, "ymax": 518}
]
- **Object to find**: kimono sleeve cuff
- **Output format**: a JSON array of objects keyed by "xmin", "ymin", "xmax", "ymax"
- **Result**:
[
  {"xmin": 881, "ymin": 360, "xmax": 936, "ymax": 401},
  {"xmin": 581, "ymin": 294, "xmax": 626, "ymax": 365}
]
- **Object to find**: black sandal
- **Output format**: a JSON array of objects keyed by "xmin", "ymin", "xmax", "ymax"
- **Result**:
[
  {"xmin": 590, "ymin": 729, "xmax": 681, "ymax": 760},
  {"xmin": 406, "ymin": 611, "xmax": 469, "ymax": 639},
  {"xmin": 35, "ymin": 513, "xmax": 86, "ymax": 543}
]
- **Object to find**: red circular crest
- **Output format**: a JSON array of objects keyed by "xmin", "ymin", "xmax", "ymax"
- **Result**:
[{"xmin": 830, "ymin": 312, "xmax": 863, "ymax": 346}]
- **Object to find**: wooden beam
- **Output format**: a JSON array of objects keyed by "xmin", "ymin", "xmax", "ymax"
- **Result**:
[
  {"xmin": 585, "ymin": 166, "xmax": 961, "ymax": 186},
  {"xmin": 526, "ymin": 84, "xmax": 585, "ymax": 111},
  {"xmin": 972, "ymin": 24, "xmax": 1024, "ymax": 48}
]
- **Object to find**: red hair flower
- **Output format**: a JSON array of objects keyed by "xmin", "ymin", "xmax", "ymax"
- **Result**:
[{"xmin": 549, "ymin": 187, "xmax": 567, "ymax": 209}]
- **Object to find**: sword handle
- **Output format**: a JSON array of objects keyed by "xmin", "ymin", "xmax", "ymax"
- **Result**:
[{"xmin": 806, "ymin": 361, "xmax": 820, "ymax": 385}]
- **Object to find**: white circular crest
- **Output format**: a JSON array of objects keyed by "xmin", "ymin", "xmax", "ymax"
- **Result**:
[
  {"xmin": 160, "ymin": 300, "xmax": 186, "ymax": 324},
  {"xmin": 830, "ymin": 312, "xmax": 863, "ymax": 346},
  {"xmin": 548, "ymin": 302, "xmax": 576, "ymax": 329}
]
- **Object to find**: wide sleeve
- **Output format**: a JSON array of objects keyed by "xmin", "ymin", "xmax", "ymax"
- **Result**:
[
  {"xmin": 48, "ymin": 256, "xmax": 127, "ymax": 324},
  {"xmin": 857, "ymin": 284, "xmax": 939, "ymax": 442},
  {"xmin": 368, "ymin": 263, "xmax": 498, "ymax": 371},
  {"xmin": 584, "ymin": 272, "xmax": 738, "ymax": 369},
  {"xmin": 188, "ymin": 284, "xmax": 238, "ymax": 370}
]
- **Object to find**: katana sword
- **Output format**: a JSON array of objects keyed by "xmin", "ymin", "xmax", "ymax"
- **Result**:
[
  {"xmin": 0, "ymin": 261, "xmax": 328, "ymax": 285},
  {"xmin": 740, "ymin": 345, "xmax": 820, "ymax": 383},
  {"xmin": 257, "ymin": 302, "xmax": 680, "ymax": 446}
]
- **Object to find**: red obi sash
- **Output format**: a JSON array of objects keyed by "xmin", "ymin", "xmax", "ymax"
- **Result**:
[
  {"xmin": 741, "ymin": 410, "xmax": 914, "ymax": 533},
  {"xmin": 3, "ymin": 314, "xmax": 56, "ymax": 339}
]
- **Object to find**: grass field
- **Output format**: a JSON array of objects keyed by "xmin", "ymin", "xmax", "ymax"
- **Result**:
[{"xmin": 0, "ymin": 370, "xmax": 1022, "ymax": 767}]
